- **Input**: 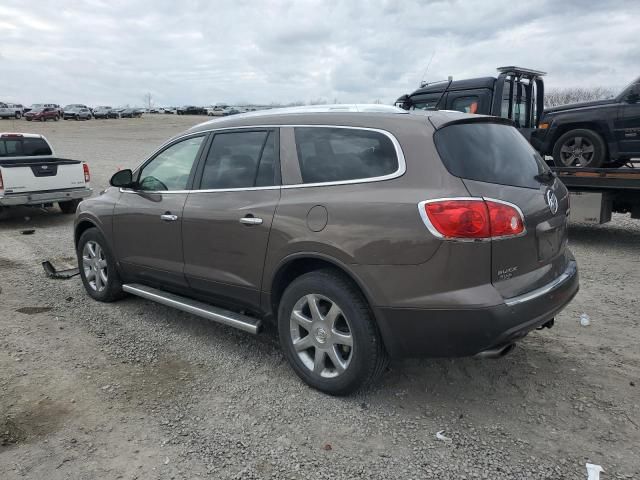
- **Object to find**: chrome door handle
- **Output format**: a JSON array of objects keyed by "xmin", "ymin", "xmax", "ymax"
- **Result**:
[
  {"xmin": 239, "ymin": 216, "xmax": 263, "ymax": 225},
  {"xmin": 160, "ymin": 214, "xmax": 178, "ymax": 221}
]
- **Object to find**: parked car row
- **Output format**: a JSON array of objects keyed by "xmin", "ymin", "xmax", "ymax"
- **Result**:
[{"xmin": 0, "ymin": 102, "xmax": 146, "ymax": 121}]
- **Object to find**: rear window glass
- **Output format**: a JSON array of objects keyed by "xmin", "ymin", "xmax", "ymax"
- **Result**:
[
  {"xmin": 294, "ymin": 127, "xmax": 398, "ymax": 184},
  {"xmin": 434, "ymin": 123, "xmax": 548, "ymax": 189},
  {"xmin": 0, "ymin": 138, "xmax": 52, "ymax": 157}
]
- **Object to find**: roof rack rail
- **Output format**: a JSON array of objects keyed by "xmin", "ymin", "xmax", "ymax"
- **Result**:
[{"xmin": 497, "ymin": 66, "xmax": 547, "ymax": 77}]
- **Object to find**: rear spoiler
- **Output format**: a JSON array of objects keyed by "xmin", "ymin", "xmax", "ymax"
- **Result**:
[{"xmin": 427, "ymin": 113, "xmax": 515, "ymax": 131}]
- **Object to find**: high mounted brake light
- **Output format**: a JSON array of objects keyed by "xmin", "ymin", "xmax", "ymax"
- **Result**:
[
  {"xmin": 418, "ymin": 198, "xmax": 525, "ymax": 240},
  {"xmin": 1, "ymin": 133, "xmax": 24, "ymax": 138},
  {"xmin": 83, "ymin": 163, "xmax": 91, "ymax": 183}
]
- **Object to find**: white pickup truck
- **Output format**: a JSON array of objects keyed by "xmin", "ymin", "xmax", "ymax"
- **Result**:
[{"xmin": 0, "ymin": 133, "xmax": 92, "ymax": 213}]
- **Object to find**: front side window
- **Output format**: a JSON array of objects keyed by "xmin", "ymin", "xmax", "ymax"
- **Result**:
[
  {"xmin": 138, "ymin": 136, "xmax": 205, "ymax": 191},
  {"xmin": 294, "ymin": 127, "xmax": 398, "ymax": 184},
  {"xmin": 199, "ymin": 131, "xmax": 276, "ymax": 189}
]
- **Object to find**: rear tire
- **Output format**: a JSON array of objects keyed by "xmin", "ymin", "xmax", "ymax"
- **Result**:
[
  {"xmin": 59, "ymin": 199, "xmax": 81, "ymax": 214},
  {"xmin": 552, "ymin": 129, "xmax": 606, "ymax": 168},
  {"xmin": 15, "ymin": 112, "xmax": 21, "ymax": 119},
  {"xmin": 77, "ymin": 228, "xmax": 124, "ymax": 302},
  {"xmin": 277, "ymin": 269, "xmax": 387, "ymax": 395}
]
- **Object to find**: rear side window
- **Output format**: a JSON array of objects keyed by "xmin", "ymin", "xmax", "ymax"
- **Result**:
[
  {"xmin": 0, "ymin": 138, "xmax": 52, "ymax": 157},
  {"xmin": 434, "ymin": 123, "xmax": 548, "ymax": 189},
  {"xmin": 200, "ymin": 131, "xmax": 277, "ymax": 189},
  {"xmin": 294, "ymin": 127, "xmax": 398, "ymax": 184},
  {"xmin": 451, "ymin": 96, "xmax": 479, "ymax": 114}
]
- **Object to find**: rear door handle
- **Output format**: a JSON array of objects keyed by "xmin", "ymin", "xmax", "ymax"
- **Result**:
[
  {"xmin": 239, "ymin": 216, "xmax": 263, "ymax": 225},
  {"xmin": 160, "ymin": 214, "xmax": 179, "ymax": 221}
]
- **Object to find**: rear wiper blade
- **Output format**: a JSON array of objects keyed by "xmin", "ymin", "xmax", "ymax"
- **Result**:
[{"xmin": 535, "ymin": 170, "xmax": 556, "ymax": 183}]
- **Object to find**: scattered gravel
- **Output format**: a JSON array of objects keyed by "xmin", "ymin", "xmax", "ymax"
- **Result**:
[{"xmin": 1, "ymin": 116, "xmax": 639, "ymax": 479}]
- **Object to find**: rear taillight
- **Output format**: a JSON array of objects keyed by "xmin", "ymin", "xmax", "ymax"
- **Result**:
[
  {"xmin": 83, "ymin": 163, "xmax": 91, "ymax": 183},
  {"xmin": 419, "ymin": 198, "xmax": 524, "ymax": 240}
]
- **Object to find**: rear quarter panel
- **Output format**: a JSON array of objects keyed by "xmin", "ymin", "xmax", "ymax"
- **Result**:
[{"xmin": 262, "ymin": 118, "xmax": 472, "ymax": 294}]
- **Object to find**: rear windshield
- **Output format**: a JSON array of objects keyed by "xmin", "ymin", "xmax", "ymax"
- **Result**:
[
  {"xmin": 0, "ymin": 138, "xmax": 53, "ymax": 157},
  {"xmin": 433, "ymin": 122, "xmax": 548, "ymax": 189}
]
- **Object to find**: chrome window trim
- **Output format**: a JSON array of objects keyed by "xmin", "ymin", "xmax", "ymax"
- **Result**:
[
  {"xmin": 121, "ymin": 124, "xmax": 406, "ymax": 194},
  {"xmin": 417, "ymin": 197, "xmax": 527, "ymax": 242},
  {"xmin": 281, "ymin": 125, "xmax": 406, "ymax": 189},
  {"xmin": 504, "ymin": 261, "xmax": 577, "ymax": 306}
]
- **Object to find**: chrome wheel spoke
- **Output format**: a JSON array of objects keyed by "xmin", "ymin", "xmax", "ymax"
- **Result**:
[
  {"xmin": 82, "ymin": 256, "xmax": 92, "ymax": 268},
  {"xmin": 306, "ymin": 294, "xmax": 322, "ymax": 321},
  {"xmin": 331, "ymin": 330, "xmax": 353, "ymax": 347},
  {"xmin": 324, "ymin": 303, "xmax": 341, "ymax": 328},
  {"xmin": 313, "ymin": 349, "xmax": 326, "ymax": 374},
  {"xmin": 291, "ymin": 310, "xmax": 313, "ymax": 330},
  {"xmin": 85, "ymin": 269, "xmax": 96, "ymax": 281},
  {"xmin": 293, "ymin": 334, "xmax": 314, "ymax": 352},
  {"xmin": 327, "ymin": 346, "xmax": 347, "ymax": 374},
  {"xmin": 95, "ymin": 269, "xmax": 103, "ymax": 290}
]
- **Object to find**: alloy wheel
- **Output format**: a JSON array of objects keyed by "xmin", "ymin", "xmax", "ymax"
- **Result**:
[
  {"xmin": 82, "ymin": 241, "xmax": 108, "ymax": 292},
  {"xmin": 289, "ymin": 294, "xmax": 353, "ymax": 378},
  {"xmin": 559, "ymin": 136, "xmax": 595, "ymax": 166}
]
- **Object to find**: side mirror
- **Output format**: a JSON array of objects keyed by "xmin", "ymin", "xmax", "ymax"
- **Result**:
[{"xmin": 110, "ymin": 169, "xmax": 134, "ymax": 188}]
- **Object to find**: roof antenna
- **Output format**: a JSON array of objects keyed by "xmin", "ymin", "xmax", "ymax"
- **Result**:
[{"xmin": 419, "ymin": 52, "xmax": 436, "ymax": 88}]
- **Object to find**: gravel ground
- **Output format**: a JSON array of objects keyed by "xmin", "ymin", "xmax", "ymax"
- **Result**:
[{"xmin": 1, "ymin": 115, "xmax": 639, "ymax": 479}]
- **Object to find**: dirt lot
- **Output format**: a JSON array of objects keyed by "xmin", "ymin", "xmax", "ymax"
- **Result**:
[{"xmin": 1, "ymin": 115, "xmax": 638, "ymax": 479}]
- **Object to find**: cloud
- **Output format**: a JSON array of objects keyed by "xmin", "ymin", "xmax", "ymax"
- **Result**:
[{"xmin": 1, "ymin": 0, "xmax": 638, "ymax": 106}]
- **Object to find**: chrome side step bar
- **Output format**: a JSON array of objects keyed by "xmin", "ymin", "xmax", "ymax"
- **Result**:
[{"xmin": 122, "ymin": 283, "xmax": 262, "ymax": 334}]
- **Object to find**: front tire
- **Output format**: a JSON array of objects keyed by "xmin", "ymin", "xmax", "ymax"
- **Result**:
[
  {"xmin": 15, "ymin": 112, "xmax": 21, "ymax": 119},
  {"xmin": 77, "ymin": 228, "xmax": 124, "ymax": 302},
  {"xmin": 552, "ymin": 129, "xmax": 607, "ymax": 168},
  {"xmin": 278, "ymin": 269, "xmax": 387, "ymax": 395}
]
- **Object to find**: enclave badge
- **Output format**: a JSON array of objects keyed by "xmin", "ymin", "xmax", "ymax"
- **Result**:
[{"xmin": 546, "ymin": 190, "xmax": 559, "ymax": 214}]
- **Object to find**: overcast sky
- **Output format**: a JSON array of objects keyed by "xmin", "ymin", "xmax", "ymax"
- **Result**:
[{"xmin": 1, "ymin": 0, "xmax": 638, "ymax": 107}]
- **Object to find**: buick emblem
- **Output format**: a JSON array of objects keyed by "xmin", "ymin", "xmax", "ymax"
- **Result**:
[{"xmin": 546, "ymin": 190, "xmax": 559, "ymax": 215}]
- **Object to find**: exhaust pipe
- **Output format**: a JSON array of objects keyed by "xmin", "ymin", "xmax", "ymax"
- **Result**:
[{"xmin": 475, "ymin": 343, "xmax": 516, "ymax": 359}]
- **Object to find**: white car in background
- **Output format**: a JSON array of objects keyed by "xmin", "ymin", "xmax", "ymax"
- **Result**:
[{"xmin": 0, "ymin": 133, "xmax": 92, "ymax": 214}]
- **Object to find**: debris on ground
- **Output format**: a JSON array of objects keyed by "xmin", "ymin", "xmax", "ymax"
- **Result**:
[
  {"xmin": 580, "ymin": 313, "xmax": 591, "ymax": 327},
  {"xmin": 20, "ymin": 229, "xmax": 35, "ymax": 235},
  {"xmin": 42, "ymin": 260, "xmax": 79, "ymax": 279},
  {"xmin": 586, "ymin": 463, "xmax": 604, "ymax": 480},
  {"xmin": 435, "ymin": 430, "xmax": 452, "ymax": 443}
]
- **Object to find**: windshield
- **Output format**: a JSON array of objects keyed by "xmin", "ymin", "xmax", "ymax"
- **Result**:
[
  {"xmin": 617, "ymin": 76, "xmax": 640, "ymax": 99},
  {"xmin": 434, "ymin": 122, "xmax": 549, "ymax": 189}
]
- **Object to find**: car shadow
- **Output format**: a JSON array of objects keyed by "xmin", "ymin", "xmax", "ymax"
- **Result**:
[
  {"xmin": 568, "ymin": 221, "xmax": 640, "ymax": 249},
  {"xmin": 0, "ymin": 205, "xmax": 73, "ymax": 230}
]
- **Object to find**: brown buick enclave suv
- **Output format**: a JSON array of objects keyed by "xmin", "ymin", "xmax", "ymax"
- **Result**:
[{"xmin": 74, "ymin": 105, "xmax": 578, "ymax": 395}]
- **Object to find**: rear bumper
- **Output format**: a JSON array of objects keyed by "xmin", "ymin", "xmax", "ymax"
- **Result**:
[
  {"xmin": 375, "ymin": 260, "xmax": 579, "ymax": 358},
  {"xmin": 0, "ymin": 188, "xmax": 92, "ymax": 206}
]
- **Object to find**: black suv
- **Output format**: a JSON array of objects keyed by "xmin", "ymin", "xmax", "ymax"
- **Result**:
[{"xmin": 530, "ymin": 77, "xmax": 640, "ymax": 168}]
